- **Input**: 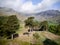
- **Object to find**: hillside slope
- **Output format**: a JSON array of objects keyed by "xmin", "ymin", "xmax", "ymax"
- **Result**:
[{"xmin": 0, "ymin": 7, "xmax": 27, "ymax": 21}]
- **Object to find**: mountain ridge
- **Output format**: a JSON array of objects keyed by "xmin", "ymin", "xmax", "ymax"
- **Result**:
[
  {"xmin": 0, "ymin": 7, "xmax": 60, "ymax": 23},
  {"xmin": 0, "ymin": 7, "xmax": 27, "ymax": 21}
]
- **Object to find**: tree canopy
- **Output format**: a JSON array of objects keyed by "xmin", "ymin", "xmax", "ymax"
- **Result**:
[
  {"xmin": 24, "ymin": 17, "xmax": 40, "ymax": 29},
  {"xmin": 39, "ymin": 21, "xmax": 48, "ymax": 31},
  {"xmin": 0, "ymin": 15, "xmax": 19, "ymax": 37},
  {"xmin": 24, "ymin": 17, "xmax": 34, "ymax": 28}
]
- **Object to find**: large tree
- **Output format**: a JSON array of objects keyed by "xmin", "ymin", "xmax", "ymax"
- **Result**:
[
  {"xmin": 0, "ymin": 15, "xmax": 19, "ymax": 38},
  {"xmin": 24, "ymin": 17, "xmax": 34, "ymax": 28},
  {"xmin": 24, "ymin": 17, "xmax": 40, "ymax": 29}
]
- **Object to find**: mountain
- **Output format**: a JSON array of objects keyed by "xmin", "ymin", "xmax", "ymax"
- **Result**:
[
  {"xmin": 0, "ymin": 7, "xmax": 48, "ymax": 21},
  {"xmin": 36, "ymin": 10, "xmax": 60, "ymax": 16},
  {"xmin": 34, "ymin": 10, "xmax": 60, "ymax": 23},
  {"xmin": 0, "ymin": 7, "xmax": 60, "ymax": 23},
  {"xmin": 0, "ymin": 7, "xmax": 27, "ymax": 21},
  {"xmin": 24, "ymin": 10, "xmax": 60, "ymax": 22}
]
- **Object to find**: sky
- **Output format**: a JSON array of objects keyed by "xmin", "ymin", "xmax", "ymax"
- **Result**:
[{"xmin": 0, "ymin": 0, "xmax": 60, "ymax": 13}]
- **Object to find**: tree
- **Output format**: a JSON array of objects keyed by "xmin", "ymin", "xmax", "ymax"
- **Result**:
[
  {"xmin": 24, "ymin": 17, "xmax": 34, "ymax": 28},
  {"xmin": 0, "ymin": 16, "xmax": 8, "ymax": 37},
  {"xmin": 39, "ymin": 21, "xmax": 48, "ymax": 31},
  {"xmin": 32, "ymin": 20, "xmax": 40, "ymax": 28},
  {"xmin": 24, "ymin": 17, "xmax": 40, "ymax": 30},
  {"xmin": 48, "ymin": 25, "xmax": 57, "ymax": 34},
  {"xmin": 48, "ymin": 24, "xmax": 60, "ymax": 35},
  {"xmin": 0, "ymin": 15, "xmax": 19, "ymax": 38}
]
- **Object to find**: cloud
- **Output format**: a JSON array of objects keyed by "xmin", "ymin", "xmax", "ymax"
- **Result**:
[
  {"xmin": 20, "ymin": 0, "xmax": 59, "ymax": 13},
  {"xmin": 0, "ymin": 0, "xmax": 22, "ymax": 8},
  {"xmin": 20, "ymin": 1, "xmax": 36, "ymax": 13},
  {"xmin": 35, "ymin": 0, "xmax": 59, "ymax": 12},
  {"xmin": 0, "ymin": 0, "xmax": 60, "ymax": 13}
]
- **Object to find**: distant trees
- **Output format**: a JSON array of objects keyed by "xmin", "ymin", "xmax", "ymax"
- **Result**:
[{"xmin": 0, "ymin": 15, "xmax": 19, "ymax": 38}]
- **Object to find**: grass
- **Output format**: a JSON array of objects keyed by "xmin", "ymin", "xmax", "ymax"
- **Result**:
[
  {"xmin": 35, "ymin": 32, "xmax": 47, "ymax": 41},
  {"xmin": 12, "ymin": 39, "xmax": 30, "ymax": 45},
  {"xmin": 54, "ymin": 38, "xmax": 60, "ymax": 45},
  {"xmin": 0, "ymin": 38, "xmax": 31, "ymax": 45},
  {"xmin": 16, "ymin": 22, "xmax": 25, "ymax": 33},
  {"xmin": 33, "ymin": 31, "xmax": 60, "ymax": 45},
  {"xmin": 0, "ymin": 38, "xmax": 10, "ymax": 45},
  {"xmin": 0, "ymin": 31, "xmax": 60, "ymax": 45}
]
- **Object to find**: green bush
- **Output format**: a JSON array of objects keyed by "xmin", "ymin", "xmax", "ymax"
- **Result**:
[
  {"xmin": 56, "ymin": 24, "xmax": 60, "ymax": 35},
  {"xmin": 33, "ymin": 33, "xmax": 40, "ymax": 39},
  {"xmin": 48, "ymin": 25, "xmax": 57, "ymax": 33},
  {"xmin": 48, "ymin": 24, "xmax": 60, "ymax": 35},
  {"xmin": 33, "ymin": 33, "xmax": 43, "ymax": 45},
  {"xmin": 43, "ymin": 39, "xmax": 58, "ymax": 45}
]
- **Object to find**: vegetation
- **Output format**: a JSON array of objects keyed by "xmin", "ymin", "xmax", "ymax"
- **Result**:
[
  {"xmin": 48, "ymin": 24, "xmax": 60, "ymax": 35},
  {"xmin": 43, "ymin": 39, "xmax": 58, "ymax": 45},
  {"xmin": 0, "ymin": 15, "xmax": 60, "ymax": 45},
  {"xmin": 0, "ymin": 39, "xmax": 8, "ymax": 45},
  {"xmin": 24, "ymin": 17, "xmax": 40, "ymax": 29},
  {"xmin": 33, "ymin": 33, "xmax": 43, "ymax": 45},
  {"xmin": 56, "ymin": 24, "xmax": 60, "ymax": 35},
  {"xmin": 0, "ymin": 38, "xmax": 31, "ymax": 45},
  {"xmin": 55, "ymin": 38, "xmax": 60, "ymax": 45},
  {"xmin": 48, "ymin": 25, "xmax": 57, "ymax": 34},
  {"xmin": 0, "ymin": 15, "xmax": 19, "ymax": 38},
  {"xmin": 25, "ymin": 17, "xmax": 60, "ymax": 35},
  {"xmin": 24, "ymin": 17, "xmax": 34, "ymax": 28},
  {"xmin": 39, "ymin": 21, "xmax": 48, "ymax": 31},
  {"xmin": 33, "ymin": 33, "xmax": 40, "ymax": 39}
]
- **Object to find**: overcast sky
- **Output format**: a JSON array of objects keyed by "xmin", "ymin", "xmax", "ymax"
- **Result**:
[{"xmin": 0, "ymin": 0, "xmax": 60, "ymax": 13}]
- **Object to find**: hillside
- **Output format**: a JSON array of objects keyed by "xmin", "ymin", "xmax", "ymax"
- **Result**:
[
  {"xmin": 0, "ymin": 7, "xmax": 60, "ymax": 23},
  {"xmin": 0, "ymin": 7, "xmax": 27, "ymax": 21},
  {"xmin": 34, "ymin": 10, "xmax": 60, "ymax": 23},
  {"xmin": 23, "ymin": 10, "xmax": 60, "ymax": 23}
]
